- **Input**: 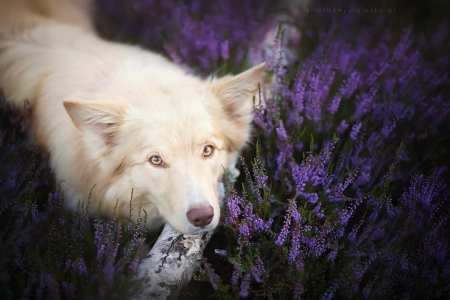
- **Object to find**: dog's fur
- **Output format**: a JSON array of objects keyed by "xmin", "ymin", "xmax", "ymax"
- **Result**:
[{"xmin": 0, "ymin": 0, "xmax": 265, "ymax": 234}]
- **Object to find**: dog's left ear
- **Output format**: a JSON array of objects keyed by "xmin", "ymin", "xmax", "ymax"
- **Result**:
[
  {"xmin": 209, "ymin": 63, "xmax": 266, "ymax": 151},
  {"xmin": 209, "ymin": 62, "xmax": 265, "ymax": 119},
  {"xmin": 208, "ymin": 62, "xmax": 265, "ymax": 149},
  {"xmin": 63, "ymin": 99, "xmax": 128, "ymax": 155}
]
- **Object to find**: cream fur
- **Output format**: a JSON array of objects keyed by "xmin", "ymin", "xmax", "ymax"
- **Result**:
[{"xmin": 0, "ymin": 0, "xmax": 265, "ymax": 234}]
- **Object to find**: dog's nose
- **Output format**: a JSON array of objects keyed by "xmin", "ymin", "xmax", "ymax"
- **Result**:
[{"xmin": 186, "ymin": 205, "xmax": 214, "ymax": 228}]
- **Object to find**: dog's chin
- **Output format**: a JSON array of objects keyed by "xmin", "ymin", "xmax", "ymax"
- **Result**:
[
  {"xmin": 185, "ymin": 227, "xmax": 211, "ymax": 236},
  {"xmin": 175, "ymin": 222, "xmax": 218, "ymax": 236}
]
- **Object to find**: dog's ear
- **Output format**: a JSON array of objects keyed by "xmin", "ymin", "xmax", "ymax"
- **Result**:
[
  {"xmin": 208, "ymin": 62, "xmax": 265, "ymax": 149},
  {"xmin": 64, "ymin": 99, "xmax": 128, "ymax": 154},
  {"xmin": 209, "ymin": 62, "xmax": 265, "ymax": 119}
]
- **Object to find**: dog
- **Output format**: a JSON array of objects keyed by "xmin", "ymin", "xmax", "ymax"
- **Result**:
[{"xmin": 0, "ymin": 0, "xmax": 265, "ymax": 235}]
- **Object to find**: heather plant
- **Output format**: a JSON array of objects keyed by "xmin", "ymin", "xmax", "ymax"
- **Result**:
[
  {"xmin": 195, "ymin": 149, "xmax": 449, "ymax": 299},
  {"xmin": 1, "ymin": 0, "xmax": 450, "ymax": 299},
  {"xmin": 253, "ymin": 24, "xmax": 450, "ymax": 188},
  {"xmin": 330, "ymin": 166, "xmax": 450, "ymax": 299},
  {"xmin": 0, "ymin": 94, "xmax": 146, "ymax": 299},
  {"xmin": 187, "ymin": 3, "xmax": 450, "ymax": 299},
  {"xmin": 96, "ymin": 0, "xmax": 275, "ymax": 73}
]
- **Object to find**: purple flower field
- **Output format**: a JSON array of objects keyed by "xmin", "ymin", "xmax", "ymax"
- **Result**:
[{"xmin": 1, "ymin": 0, "xmax": 450, "ymax": 299}]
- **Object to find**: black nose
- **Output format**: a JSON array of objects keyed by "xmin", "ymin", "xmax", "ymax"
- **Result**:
[{"xmin": 186, "ymin": 205, "xmax": 214, "ymax": 227}]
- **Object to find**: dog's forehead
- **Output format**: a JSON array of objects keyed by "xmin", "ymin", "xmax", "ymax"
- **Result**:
[
  {"xmin": 123, "ymin": 94, "xmax": 222, "ymax": 146},
  {"xmin": 131, "ymin": 92, "xmax": 211, "ymax": 124}
]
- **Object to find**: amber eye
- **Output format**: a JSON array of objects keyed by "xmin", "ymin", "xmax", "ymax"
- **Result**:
[
  {"xmin": 150, "ymin": 156, "xmax": 164, "ymax": 166},
  {"xmin": 203, "ymin": 145, "xmax": 214, "ymax": 157}
]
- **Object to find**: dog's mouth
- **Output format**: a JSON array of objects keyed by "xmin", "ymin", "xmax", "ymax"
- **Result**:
[{"xmin": 179, "ymin": 214, "xmax": 219, "ymax": 236}]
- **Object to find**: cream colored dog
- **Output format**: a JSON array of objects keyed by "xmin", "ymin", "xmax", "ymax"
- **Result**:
[{"xmin": 0, "ymin": 0, "xmax": 265, "ymax": 234}]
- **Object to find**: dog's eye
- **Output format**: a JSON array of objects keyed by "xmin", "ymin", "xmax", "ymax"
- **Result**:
[
  {"xmin": 150, "ymin": 156, "xmax": 164, "ymax": 166},
  {"xmin": 203, "ymin": 145, "xmax": 214, "ymax": 157}
]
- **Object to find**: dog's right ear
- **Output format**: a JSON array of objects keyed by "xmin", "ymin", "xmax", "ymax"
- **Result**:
[{"xmin": 63, "ymin": 99, "xmax": 128, "ymax": 153}]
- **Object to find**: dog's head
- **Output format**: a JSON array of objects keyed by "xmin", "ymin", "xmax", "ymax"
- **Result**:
[{"xmin": 64, "ymin": 63, "xmax": 265, "ymax": 234}]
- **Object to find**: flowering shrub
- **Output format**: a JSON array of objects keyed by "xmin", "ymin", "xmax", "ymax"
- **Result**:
[
  {"xmin": 96, "ymin": 0, "xmax": 274, "ymax": 72},
  {"xmin": 1, "ymin": 0, "xmax": 450, "ymax": 299},
  {"xmin": 190, "ymin": 1, "xmax": 450, "ymax": 299}
]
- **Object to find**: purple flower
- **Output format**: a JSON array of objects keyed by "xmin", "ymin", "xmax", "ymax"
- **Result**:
[
  {"xmin": 75, "ymin": 258, "xmax": 88, "ymax": 277},
  {"xmin": 293, "ymin": 281, "xmax": 304, "ymax": 299},
  {"xmin": 103, "ymin": 260, "xmax": 115, "ymax": 288},
  {"xmin": 250, "ymin": 266, "xmax": 261, "ymax": 283},
  {"xmin": 231, "ymin": 259, "xmax": 241, "ymax": 285},
  {"xmin": 366, "ymin": 59, "xmax": 390, "ymax": 86},
  {"xmin": 253, "ymin": 156, "xmax": 268, "ymax": 190},
  {"xmin": 255, "ymin": 254, "xmax": 266, "ymax": 275},
  {"xmin": 340, "ymin": 71, "xmax": 360, "ymax": 98},
  {"xmin": 238, "ymin": 223, "xmax": 251, "ymax": 237},
  {"xmin": 226, "ymin": 193, "xmax": 242, "ymax": 225},
  {"xmin": 304, "ymin": 192, "xmax": 319, "ymax": 204},
  {"xmin": 350, "ymin": 122, "xmax": 362, "ymax": 141},
  {"xmin": 214, "ymin": 249, "xmax": 227, "ymax": 256},
  {"xmin": 353, "ymin": 86, "xmax": 378, "ymax": 120},
  {"xmin": 202, "ymin": 259, "xmax": 220, "ymax": 290},
  {"xmin": 337, "ymin": 120, "xmax": 349, "ymax": 133},
  {"xmin": 275, "ymin": 212, "xmax": 291, "ymax": 246},
  {"xmin": 313, "ymin": 203, "xmax": 322, "ymax": 215},
  {"xmin": 129, "ymin": 257, "xmax": 140, "ymax": 274},
  {"xmin": 290, "ymin": 199, "xmax": 301, "ymax": 223},
  {"xmin": 253, "ymin": 218, "xmax": 265, "ymax": 231},
  {"xmin": 276, "ymin": 120, "xmax": 288, "ymax": 141},
  {"xmin": 328, "ymin": 251, "xmax": 337, "ymax": 262},
  {"xmin": 288, "ymin": 224, "xmax": 301, "ymax": 263},
  {"xmin": 328, "ymin": 93, "xmax": 342, "ymax": 114},
  {"xmin": 239, "ymin": 274, "xmax": 251, "ymax": 298},
  {"xmin": 97, "ymin": 244, "xmax": 106, "ymax": 260}
]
